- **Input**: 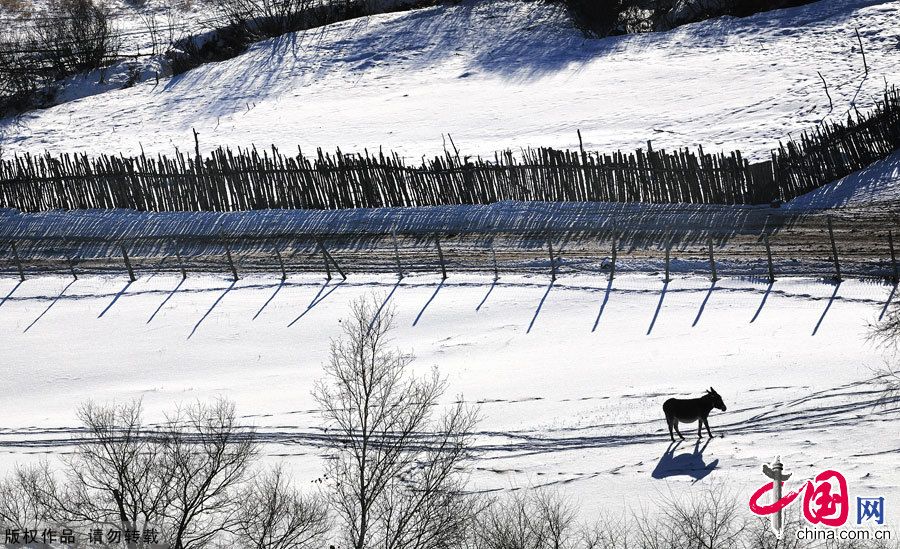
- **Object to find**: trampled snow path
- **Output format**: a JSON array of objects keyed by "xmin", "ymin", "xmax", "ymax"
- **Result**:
[
  {"xmin": 1, "ymin": 272, "xmax": 898, "ymax": 521},
  {"xmin": 2, "ymin": 0, "xmax": 900, "ymax": 160}
]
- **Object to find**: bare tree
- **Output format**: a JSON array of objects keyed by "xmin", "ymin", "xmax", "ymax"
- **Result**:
[
  {"xmin": 0, "ymin": 398, "xmax": 258, "ymax": 548},
  {"xmin": 314, "ymin": 295, "xmax": 478, "ymax": 549},
  {"xmin": 163, "ymin": 398, "xmax": 258, "ymax": 549},
  {"xmin": 0, "ymin": 463, "xmax": 56, "ymax": 531},
  {"xmin": 473, "ymin": 490, "xmax": 577, "ymax": 549},
  {"xmin": 32, "ymin": 0, "xmax": 119, "ymax": 78},
  {"xmin": 54, "ymin": 401, "xmax": 173, "ymax": 536},
  {"xmin": 0, "ymin": 402, "xmax": 175, "ymax": 542},
  {"xmin": 233, "ymin": 465, "xmax": 330, "ymax": 549},
  {"xmin": 579, "ymin": 512, "xmax": 634, "ymax": 549},
  {"xmin": 869, "ymin": 302, "xmax": 900, "ymax": 401},
  {"xmin": 742, "ymin": 507, "xmax": 804, "ymax": 549},
  {"xmin": 140, "ymin": 12, "xmax": 163, "ymax": 56},
  {"xmin": 655, "ymin": 485, "xmax": 746, "ymax": 549},
  {"xmin": 0, "ymin": 28, "xmax": 49, "ymax": 112},
  {"xmin": 870, "ymin": 301, "xmax": 900, "ymax": 349}
]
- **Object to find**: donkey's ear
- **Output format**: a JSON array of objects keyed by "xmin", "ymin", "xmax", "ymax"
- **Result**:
[{"xmin": 709, "ymin": 386, "xmax": 715, "ymax": 393}]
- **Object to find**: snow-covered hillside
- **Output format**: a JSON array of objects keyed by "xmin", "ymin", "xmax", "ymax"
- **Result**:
[
  {"xmin": 1, "ymin": 272, "xmax": 898, "ymax": 523},
  {"xmin": 2, "ymin": 0, "xmax": 899, "ymax": 161}
]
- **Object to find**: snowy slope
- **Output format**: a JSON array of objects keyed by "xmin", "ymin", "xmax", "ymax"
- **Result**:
[
  {"xmin": 2, "ymin": 0, "xmax": 899, "ymax": 161},
  {"xmin": 784, "ymin": 148, "xmax": 900, "ymax": 209},
  {"xmin": 1, "ymin": 272, "xmax": 898, "ymax": 523}
]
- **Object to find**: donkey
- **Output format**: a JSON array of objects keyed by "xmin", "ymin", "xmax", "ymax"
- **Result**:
[{"xmin": 663, "ymin": 387, "xmax": 727, "ymax": 442}]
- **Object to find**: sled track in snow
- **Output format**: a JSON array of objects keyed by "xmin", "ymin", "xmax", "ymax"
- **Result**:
[{"xmin": 1, "ymin": 379, "xmax": 897, "ymax": 458}]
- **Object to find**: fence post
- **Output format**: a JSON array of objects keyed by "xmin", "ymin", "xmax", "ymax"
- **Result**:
[
  {"xmin": 320, "ymin": 242, "xmax": 332, "ymax": 280},
  {"xmin": 172, "ymin": 239, "xmax": 187, "ymax": 279},
  {"xmin": 548, "ymin": 238, "xmax": 557, "ymax": 281},
  {"xmin": 856, "ymin": 27, "xmax": 868, "ymax": 75},
  {"xmin": 708, "ymin": 236, "xmax": 718, "ymax": 282},
  {"xmin": 392, "ymin": 230, "xmax": 404, "ymax": 279},
  {"xmin": 193, "ymin": 127, "xmax": 201, "ymax": 159},
  {"xmin": 223, "ymin": 239, "xmax": 238, "ymax": 282},
  {"xmin": 275, "ymin": 249, "xmax": 287, "ymax": 281},
  {"xmin": 9, "ymin": 241, "xmax": 25, "ymax": 282},
  {"xmin": 764, "ymin": 235, "xmax": 775, "ymax": 283},
  {"xmin": 318, "ymin": 239, "xmax": 346, "ymax": 280},
  {"xmin": 490, "ymin": 241, "xmax": 499, "ymax": 280},
  {"xmin": 435, "ymin": 234, "xmax": 447, "ymax": 280},
  {"xmin": 888, "ymin": 230, "xmax": 898, "ymax": 284},
  {"xmin": 664, "ymin": 245, "xmax": 671, "ymax": 282},
  {"xmin": 609, "ymin": 236, "xmax": 617, "ymax": 282},
  {"xmin": 68, "ymin": 256, "xmax": 78, "ymax": 280},
  {"xmin": 120, "ymin": 243, "xmax": 136, "ymax": 282},
  {"xmin": 827, "ymin": 216, "xmax": 841, "ymax": 281}
]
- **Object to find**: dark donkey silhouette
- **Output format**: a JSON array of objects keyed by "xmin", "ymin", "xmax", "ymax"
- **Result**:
[{"xmin": 663, "ymin": 387, "xmax": 727, "ymax": 442}]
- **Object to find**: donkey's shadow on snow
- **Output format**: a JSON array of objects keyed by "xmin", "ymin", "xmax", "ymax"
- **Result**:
[{"xmin": 651, "ymin": 438, "xmax": 718, "ymax": 482}]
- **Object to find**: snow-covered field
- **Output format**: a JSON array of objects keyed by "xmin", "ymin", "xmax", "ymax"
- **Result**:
[
  {"xmin": 2, "ymin": 0, "xmax": 900, "ymax": 532},
  {"xmin": 2, "ymin": 271, "xmax": 898, "ymax": 523},
  {"xmin": 2, "ymin": 0, "xmax": 900, "ymax": 160}
]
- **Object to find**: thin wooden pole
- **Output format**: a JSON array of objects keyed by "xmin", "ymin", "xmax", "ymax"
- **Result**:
[
  {"xmin": 548, "ymin": 238, "xmax": 557, "ymax": 281},
  {"xmin": 490, "ymin": 242, "xmax": 499, "ymax": 280},
  {"xmin": 392, "ymin": 230, "xmax": 403, "ymax": 279},
  {"xmin": 664, "ymin": 245, "xmax": 671, "ymax": 282},
  {"xmin": 193, "ymin": 127, "xmax": 201, "ymax": 159},
  {"xmin": 275, "ymin": 249, "xmax": 287, "ymax": 281},
  {"xmin": 120, "ymin": 243, "xmax": 136, "ymax": 282},
  {"xmin": 609, "ymin": 236, "xmax": 617, "ymax": 281},
  {"xmin": 708, "ymin": 236, "xmax": 718, "ymax": 281},
  {"xmin": 435, "ymin": 234, "xmax": 447, "ymax": 280},
  {"xmin": 223, "ymin": 240, "xmax": 238, "ymax": 282},
  {"xmin": 320, "ymin": 242, "xmax": 332, "ymax": 280},
  {"xmin": 764, "ymin": 235, "xmax": 775, "ymax": 283},
  {"xmin": 68, "ymin": 256, "xmax": 78, "ymax": 280},
  {"xmin": 818, "ymin": 71, "xmax": 833, "ymax": 110},
  {"xmin": 856, "ymin": 28, "xmax": 868, "ymax": 75},
  {"xmin": 888, "ymin": 230, "xmax": 898, "ymax": 284},
  {"xmin": 172, "ymin": 240, "xmax": 187, "ymax": 279},
  {"xmin": 827, "ymin": 216, "xmax": 842, "ymax": 281},
  {"xmin": 318, "ymin": 240, "xmax": 346, "ymax": 280},
  {"xmin": 10, "ymin": 241, "xmax": 24, "ymax": 282}
]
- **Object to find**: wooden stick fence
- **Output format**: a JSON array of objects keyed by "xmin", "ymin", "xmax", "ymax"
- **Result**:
[
  {"xmin": 773, "ymin": 87, "xmax": 900, "ymax": 199},
  {"xmin": 1, "ymin": 88, "xmax": 898, "ymax": 212}
]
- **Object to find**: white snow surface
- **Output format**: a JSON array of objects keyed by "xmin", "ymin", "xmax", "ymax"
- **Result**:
[
  {"xmin": 783, "ymin": 148, "xmax": 900, "ymax": 209},
  {"xmin": 1, "ymin": 272, "xmax": 898, "ymax": 523},
  {"xmin": 2, "ymin": 0, "xmax": 900, "ymax": 161}
]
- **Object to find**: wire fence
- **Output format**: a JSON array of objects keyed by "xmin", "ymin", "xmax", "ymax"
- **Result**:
[{"xmin": 3, "ymin": 206, "xmax": 898, "ymax": 283}]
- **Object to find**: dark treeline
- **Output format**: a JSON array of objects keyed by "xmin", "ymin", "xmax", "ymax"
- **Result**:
[{"xmin": 1, "ymin": 88, "xmax": 899, "ymax": 213}]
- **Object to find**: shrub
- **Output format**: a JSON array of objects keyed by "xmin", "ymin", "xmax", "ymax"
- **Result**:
[
  {"xmin": 32, "ymin": 0, "xmax": 119, "ymax": 79},
  {"xmin": 0, "ymin": 0, "xmax": 118, "ymax": 113},
  {"xmin": 218, "ymin": 0, "xmax": 316, "ymax": 39},
  {"xmin": 560, "ymin": 0, "xmax": 627, "ymax": 37},
  {"xmin": 0, "ymin": 29, "xmax": 56, "ymax": 114},
  {"xmin": 561, "ymin": 0, "xmax": 821, "ymax": 37}
]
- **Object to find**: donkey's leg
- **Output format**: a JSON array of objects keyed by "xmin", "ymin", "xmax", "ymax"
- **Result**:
[
  {"xmin": 698, "ymin": 419, "xmax": 703, "ymax": 438},
  {"xmin": 666, "ymin": 415, "xmax": 675, "ymax": 442},
  {"xmin": 704, "ymin": 417, "xmax": 714, "ymax": 438},
  {"xmin": 673, "ymin": 420, "xmax": 685, "ymax": 440}
]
